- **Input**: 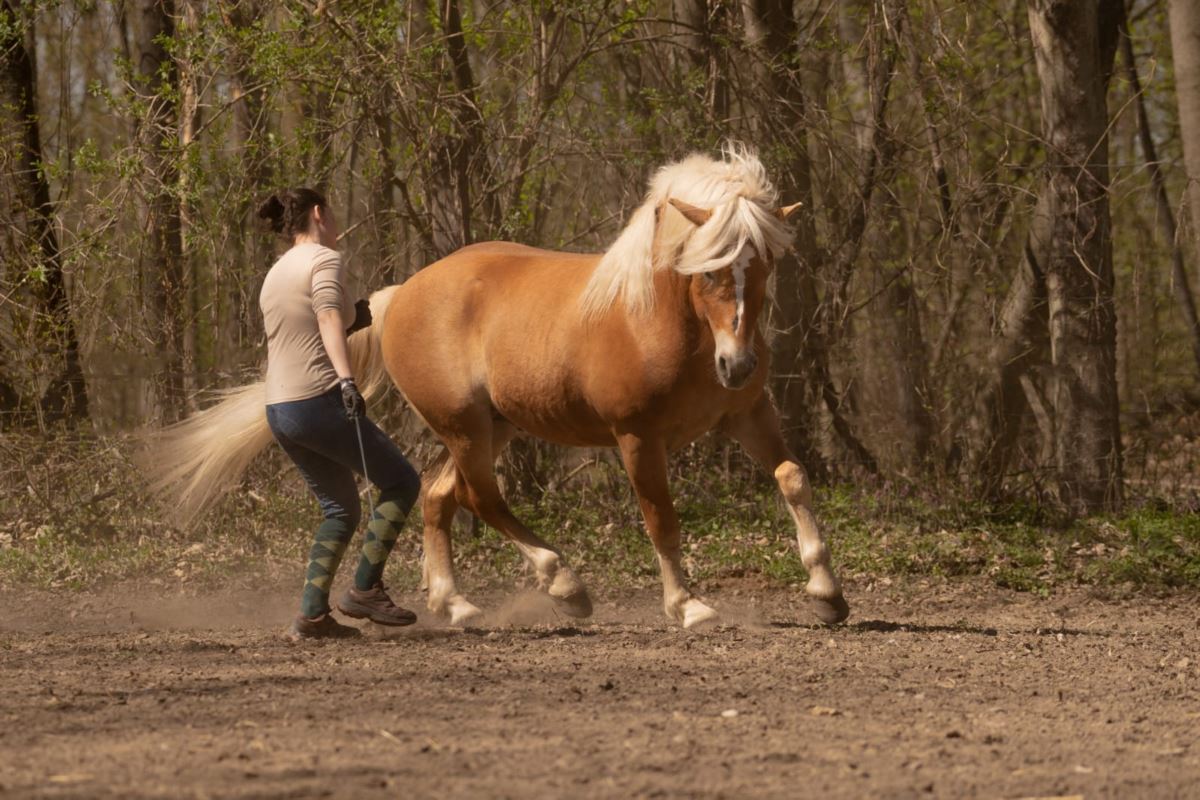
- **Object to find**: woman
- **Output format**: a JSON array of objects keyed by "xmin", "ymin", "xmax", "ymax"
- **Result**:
[{"xmin": 257, "ymin": 187, "xmax": 421, "ymax": 640}]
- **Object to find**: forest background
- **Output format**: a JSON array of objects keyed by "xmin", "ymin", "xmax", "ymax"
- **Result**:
[{"xmin": 2, "ymin": 0, "xmax": 1199, "ymax": 594}]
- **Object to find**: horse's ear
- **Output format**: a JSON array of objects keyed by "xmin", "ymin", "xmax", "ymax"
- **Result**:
[
  {"xmin": 668, "ymin": 198, "xmax": 713, "ymax": 227},
  {"xmin": 776, "ymin": 201, "xmax": 803, "ymax": 221}
]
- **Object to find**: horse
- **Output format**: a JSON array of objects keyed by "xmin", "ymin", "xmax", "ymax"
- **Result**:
[{"xmin": 147, "ymin": 145, "xmax": 849, "ymax": 629}]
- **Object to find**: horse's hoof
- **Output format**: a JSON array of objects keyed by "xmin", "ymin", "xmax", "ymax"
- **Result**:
[
  {"xmin": 553, "ymin": 589, "xmax": 593, "ymax": 619},
  {"xmin": 448, "ymin": 597, "xmax": 485, "ymax": 627},
  {"xmin": 429, "ymin": 594, "xmax": 484, "ymax": 626},
  {"xmin": 680, "ymin": 599, "xmax": 719, "ymax": 629},
  {"xmin": 811, "ymin": 594, "xmax": 850, "ymax": 626}
]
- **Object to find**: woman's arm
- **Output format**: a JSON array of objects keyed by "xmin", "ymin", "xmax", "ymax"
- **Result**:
[{"xmin": 317, "ymin": 308, "xmax": 354, "ymax": 379}]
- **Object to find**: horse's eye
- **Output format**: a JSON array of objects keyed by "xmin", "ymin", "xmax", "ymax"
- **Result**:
[{"xmin": 701, "ymin": 272, "xmax": 718, "ymax": 286}]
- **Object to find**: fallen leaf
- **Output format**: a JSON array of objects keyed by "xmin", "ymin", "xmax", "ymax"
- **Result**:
[{"xmin": 47, "ymin": 774, "xmax": 92, "ymax": 784}]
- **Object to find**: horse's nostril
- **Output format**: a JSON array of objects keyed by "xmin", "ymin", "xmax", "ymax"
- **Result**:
[{"xmin": 718, "ymin": 356, "xmax": 728, "ymax": 375}]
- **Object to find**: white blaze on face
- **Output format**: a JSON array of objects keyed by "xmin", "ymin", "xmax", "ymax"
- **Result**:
[
  {"xmin": 732, "ymin": 244, "xmax": 752, "ymax": 333},
  {"xmin": 713, "ymin": 243, "xmax": 756, "ymax": 386}
]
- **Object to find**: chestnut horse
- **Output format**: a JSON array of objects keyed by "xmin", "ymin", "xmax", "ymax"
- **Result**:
[{"xmin": 148, "ymin": 146, "xmax": 848, "ymax": 628}]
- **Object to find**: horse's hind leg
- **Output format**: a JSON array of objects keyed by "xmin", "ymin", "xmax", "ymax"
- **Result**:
[
  {"xmin": 721, "ymin": 393, "xmax": 849, "ymax": 625},
  {"xmin": 421, "ymin": 447, "xmax": 484, "ymax": 626},
  {"xmin": 447, "ymin": 423, "xmax": 593, "ymax": 619}
]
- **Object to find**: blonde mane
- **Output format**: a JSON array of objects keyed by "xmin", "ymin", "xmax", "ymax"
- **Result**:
[{"xmin": 580, "ymin": 143, "xmax": 795, "ymax": 318}]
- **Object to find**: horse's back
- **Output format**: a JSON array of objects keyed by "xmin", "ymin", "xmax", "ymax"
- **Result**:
[
  {"xmin": 390, "ymin": 241, "xmax": 597, "ymax": 327},
  {"xmin": 381, "ymin": 241, "xmax": 608, "ymax": 441},
  {"xmin": 454, "ymin": 241, "xmax": 595, "ymax": 261},
  {"xmin": 397, "ymin": 241, "xmax": 595, "ymax": 296}
]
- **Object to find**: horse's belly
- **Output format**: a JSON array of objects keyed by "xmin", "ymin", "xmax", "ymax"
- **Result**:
[
  {"xmin": 488, "ymin": 380, "xmax": 615, "ymax": 448},
  {"xmin": 503, "ymin": 414, "xmax": 616, "ymax": 448}
]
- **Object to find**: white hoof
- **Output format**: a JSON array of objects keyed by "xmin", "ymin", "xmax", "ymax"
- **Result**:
[
  {"xmin": 680, "ymin": 598, "xmax": 720, "ymax": 629},
  {"xmin": 447, "ymin": 596, "xmax": 484, "ymax": 627},
  {"xmin": 804, "ymin": 569, "xmax": 841, "ymax": 601},
  {"xmin": 547, "ymin": 565, "xmax": 585, "ymax": 600}
]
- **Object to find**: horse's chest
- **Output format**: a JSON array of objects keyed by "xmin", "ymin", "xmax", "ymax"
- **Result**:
[{"xmin": 660, "ymin": 400, "xmax": 730, "ymax": 450}]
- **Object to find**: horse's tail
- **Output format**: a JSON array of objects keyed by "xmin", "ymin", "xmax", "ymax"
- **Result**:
[
  {"xmin": 139, "ymin": 285, "xmax": 400, "ymax": 525},
  {"xmin": 350, "ymin": 285, "xmax": 399, "ymax": 405}
]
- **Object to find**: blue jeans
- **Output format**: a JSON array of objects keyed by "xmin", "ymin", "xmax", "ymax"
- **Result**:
[{"xmin": 265, "ymin": 387, "xmax": 420, "ymax": 528}]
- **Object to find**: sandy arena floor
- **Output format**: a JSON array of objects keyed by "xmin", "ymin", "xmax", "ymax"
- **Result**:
[{"xmin": 1, "ymin": 580, "xmax": 1197, "ymax": 799}]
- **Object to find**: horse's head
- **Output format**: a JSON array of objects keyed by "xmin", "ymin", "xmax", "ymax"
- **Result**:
[{"xmin": 667, "ymin": 198, "xmax": 801, "ymax": 390}]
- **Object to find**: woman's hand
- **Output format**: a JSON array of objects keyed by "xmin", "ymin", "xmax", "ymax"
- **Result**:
[{"xmin": 340, "ymin": 378, "xmax": 365, "ymax": 419}]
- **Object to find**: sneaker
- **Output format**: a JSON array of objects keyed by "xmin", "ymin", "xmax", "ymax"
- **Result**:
[
  {"xmin": 336, "ymin": 583, "xmax": 418, "ymax": 627},
  {"xmin": 285, "ymin": 612, "xmax": 362, "ymax": 641}
]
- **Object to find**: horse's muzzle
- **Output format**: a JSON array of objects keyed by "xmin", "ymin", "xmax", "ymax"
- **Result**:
[{"xmin": 716, "ymin": 350, "xmax": 757, "ymax": 389}]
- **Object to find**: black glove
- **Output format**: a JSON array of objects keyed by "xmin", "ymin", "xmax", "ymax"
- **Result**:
[
  {"xmin": 340, "ymin": 377, "xmax": 365, "ymax": 419},
  {"xmin": 345, "ymin": 299, "xmax": 372, "ymax": 335}
]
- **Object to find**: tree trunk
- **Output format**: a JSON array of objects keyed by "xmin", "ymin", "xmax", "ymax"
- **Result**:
[
  {"xmin": 1164, "ymin": 0, "xmax": 1200, "ymax": 373},
  {"xmin": 1027, "ymin": 0, "xmax": 1123, "ymax": 512},
  {"xmin": 135, "ymin": 0, "xmax": 186, "ymax": 422},
  {"xmin": 740, "ymin": 0, "xmax": 824, "ymax": 475},
  {"xmin": 225, "ymin": 0, "xmax": 270, "ymax": 364},
  {"xmin": 674, "ymin": 0, "xmax": 729, "ymax": 121},
  {"xmin": 425, "ymin": 142, "xmax": 463, "ymax": 259},
  {"xmin": 971, "ymin": 222, "xmax": 1050, "ymax": 495},
  {"xmin": 0, "ymin": 359, "xmax": 17, "ymax": 425},
  {"xmin": 830, "ymin": 0, "xmax": 906, "ymax": 473},
  {"xmin": 837, "ymin": 0, "xmax": 873, "ymax": 151},
  {"xmin": 413, "ymin": 0, "xmax": 495, "ymax": 259},
  {"xmin": 0, "ymin": 0, "xmax": 89, "ymax": 426},
  {"xmin": 439, "ymin": 0, "xmax": 496, "ymax": 244},
  {"xmin": 177, "ymin": 0, "xmax": 199, "ymax": 407},
  {"xmin": 827, "ymin": 0, "xmax": 899, "ymax": 321},
  {"xmin": 371, "ymin": 112, "xmax": 401, "ymax": 286},
  {"xmin": 738, "ymin": 0, "xmax": 882, "ymax": 477},
  {"xmin": 1169, "ymin": 0, "xmax": 1200, "ymax": 256},
  {"xmin": 884, "ymin": 278, "xmax": 935, "ymax": 467}
]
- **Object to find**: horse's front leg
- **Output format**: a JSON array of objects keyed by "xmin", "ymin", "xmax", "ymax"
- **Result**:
[
  {"xmin": 616, "ymin": 432, "xmax": 718, "ymax": 628},
  {"xmin": 721, "ymin": 394, "xmax": 850, "ymax": 625}
]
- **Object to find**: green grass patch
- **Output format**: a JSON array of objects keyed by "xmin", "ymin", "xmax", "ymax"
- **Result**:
[{"xmin": 1, "ymin": 434, "xmax": 1197, "ymax": 597}]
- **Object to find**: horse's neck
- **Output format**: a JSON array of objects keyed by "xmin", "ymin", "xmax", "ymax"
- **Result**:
[{"xmin": 640, "ymin": 269, "xmax": 707, "ymax": 352}]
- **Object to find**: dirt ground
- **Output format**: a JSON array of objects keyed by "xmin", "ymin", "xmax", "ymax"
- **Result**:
[{"xmin": 1, "ymin": 578, "xmax": 1197, "ymax": 799}]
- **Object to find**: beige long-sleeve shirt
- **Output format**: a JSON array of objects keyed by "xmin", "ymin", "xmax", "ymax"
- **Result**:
[{"xmin": 260, "ymin": 243, "xmax": 355, "ymax": 404}]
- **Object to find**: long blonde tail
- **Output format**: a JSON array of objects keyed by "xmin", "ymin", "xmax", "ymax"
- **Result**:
[{"xmin": 139, "ymin": 285, "xmax": 399, "ymax": 525}]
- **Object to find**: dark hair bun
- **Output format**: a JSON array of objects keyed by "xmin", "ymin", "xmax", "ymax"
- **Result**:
[
  {"xmin": 257, "ymin": 187, "xmax": 326, "ymax": 239},
  {"xmin": 256, "ymin": 194, "xmax": 286, "ymax": 233}
]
